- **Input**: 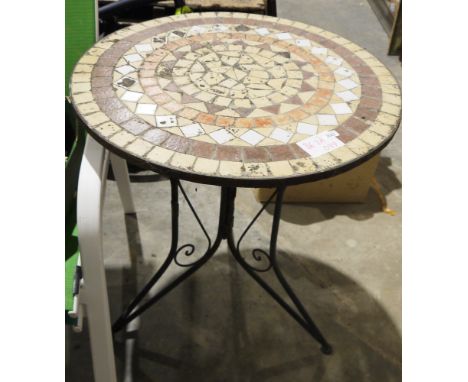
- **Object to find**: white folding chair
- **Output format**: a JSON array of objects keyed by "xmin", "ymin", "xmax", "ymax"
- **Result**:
[{"xmin": 74, "ymin": 135, "xmax": 136, "ymax": 382}]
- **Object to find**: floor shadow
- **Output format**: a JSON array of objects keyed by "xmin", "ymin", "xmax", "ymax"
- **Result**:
[
  {"xmin": 264, "ymin": 156, "xmax": 402, "ymax": 225},
  {"xmin": 67, "ymin": 252, "xmax": 401, "ymax": 382}
]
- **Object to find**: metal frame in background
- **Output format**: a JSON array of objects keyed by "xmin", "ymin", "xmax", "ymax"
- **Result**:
[{"xmin": 112, "ymin": 178, "xmax": 333, "ymax": 355}]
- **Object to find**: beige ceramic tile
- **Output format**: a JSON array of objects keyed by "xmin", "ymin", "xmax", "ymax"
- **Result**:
[
  {"xmin": 376, "ymin": 112, "xmax": 400, "ymax": 126},
  {"xmin": 170, "ymin": 153, "xmax": 196, "ymax": 170},
  {"xmin": 313, "ymin": 153, "xmax": 340, "ymax": 169},
  {"xmin": 110, "ymin": 131, "xmax": 136, "ymax": 146},
  {"xmin": 76, "ymin": 102, "xmax": 99, "ymax": 115},
  {"xmin": 346, "ymin": 138, "xmax": 372, "ymax": 155},
  {"xmin": 268, "ymin": 161, "xmax": 294, "ymax": 176},
  {"xmin": 330, "ymin": 146, "xmax": 357, "ymax": 163},
  {"xmin": 219, "ymin": 161, "xmax": 244, "ymax": 177},
  {"xmin": 289, "ymin": 158, "xmax": 316, "ymax": 174},
  {"xmin": 359, "ymin": 130, "xmax": 386, "ymax": 146},
  {"xmin": 73, "ymin": 92, "xmax": 93, "ymax": 104},
  {"xmin": 382, "ymin": 93, "xmax": 402, "ymax": 106},
  {"xmin": 146, "ymin": 146, "xmax": 174, "ymax": 163},
  {"xmin": 381, "ymin": 102, "xmax": 401, "ymax": 116},
  {"xmin": 244, "ymin": 162, "xmax": 269, "ymax": 177},
  {"xmin": 86, "ymin": 112, "xmax": 109, "ymax": 126},
  {"xmin": 193, "ymin": 158, "xmax": 219, "ymax": 174},
  {"xmin": 79, "ymin": 55, "xmax": 98, "ymax": 65},
  {"xmin": 71, "ymin": 82, "xmax": 91, "ymax": 93},
  {"xmin": 370, "ymin": 121, "xmax": 393, "ymax": 137},
  {"xmin": 72, "ymin": 73, "xmax": 91, "ymax": 83},
  {"xmin": 126, "ymin": 138, "xmax": 154, "ymax": 156},
  {"xmin": 95, "ymin": 121, "xmax": 121, "ymax": 137}
]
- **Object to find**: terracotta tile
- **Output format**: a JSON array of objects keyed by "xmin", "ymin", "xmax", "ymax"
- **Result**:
[
  {"xmin": 355, "ymin": 65, "xmax": 374, "ymax": 77},
  {"xmin": 164, "ymin": 102, "xmax": 184, "ymax": 113},
  {"xmin": 342, "ymin": 117, "xmax": 368, "ymax": 134},
  {"xmin": 216, "ymin": 146, "xmax": 242, "ymax": 161},
  {"xmin": 289, "ymin": 143, "xmax": 308, "ymax": 158},
  {"xmin": 93, "ymin": 67, "xmax": 113, "ymax": 77},
  {"xmin": 360, "ymin": 96, "xmax": 382, "ymax": 110},
  {"xmin": 354, "ymin": 107, "xmax": 378, "ymax": 122},
  {"xmin": 108, "ymin": 107, "xmax": 134, "ymax": 124},
  {"xmin": 254, "ymin": 118, "xmax": 274, "ymax": 128},
  {"xmin": 243, "ymin": 147, "xmax": 270, "ymax": 163},
  {"xmin": 288, "ymin": 109, "xmax": 309, "ymax": 121},
  {"xmin": 98, "ymin": 98, "xmax": 122, "ymax": 112},
  {"xmin": 361, "ymin": 76, "xmax": 380, "ymax": 88},
  {"xmin": 179, "ymin": 107, "xmax": 200, "ymax": 119},
  {"xmin": 91, "ymin": 77, "xmax": 112, "ymax": 88},
  {"xmin": 268, "ymin": 145, "xmax": 295, "ymax": 161},
  {"xmin": 315, "ymin": 88, "xmax": 333, "ymax": 98},
  {"xmin": 145, "ymin": 86, "xmax": 163, "ymax": 96},
  {"xmin": 121, "ymin": 119, "xmax": 151, "ymax": 135},
  {"xmin": 273, "ymin": 114, "xmax": 292, "ymax": 126},
  {"xmin": 334, "ymin": 126, "xmax": 358, "ymax": 143},
  {"xmin": 151, "ymin": 93, "xmax": 173, "ymax": 104},
  {"xmin": 196, "ymin": 113, "xmax": 217, "ymax": 125},
  {"xmin": 187, "ymin": 140, "xmax": 216, "ymax": 159},
  {"xmin": 161, "ymin": 135, "xmax": 190, "ymax": 153},
  {"xmin": 361, "ymin": 86, "xmax": 381, "ymax": 98},
  {"xmin": 216, "ymin": 116, "xmax": 235, "ymax": 128},
  {"xmin": 235, "ymin": 118, "xmax": 254, "ymax": 129},
  {"xmin": 142, "ymin": 128, "xmax": 170, "ymax": 145}
]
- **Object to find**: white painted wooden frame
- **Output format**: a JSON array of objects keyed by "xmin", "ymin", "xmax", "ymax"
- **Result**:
[{"xmin": 76, "ymin": 135, "xmax": 136, "ymax": 382}]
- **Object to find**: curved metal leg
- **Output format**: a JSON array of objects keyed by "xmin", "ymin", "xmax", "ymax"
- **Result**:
[
  {"xmin": 112, "ymin": 179, "xmax": 225, "ymax": 332},
  {"xmin": 227, "ymin": 186, "xmax": 332, "ymax": 355}
]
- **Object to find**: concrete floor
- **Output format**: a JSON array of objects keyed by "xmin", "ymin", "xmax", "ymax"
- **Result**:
[{"xmin": 67, "ymin": 1, "xmax": 402, "ymax": 380}]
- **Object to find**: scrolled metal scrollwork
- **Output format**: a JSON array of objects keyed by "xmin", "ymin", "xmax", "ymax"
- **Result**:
[
  {"xmin": 234, "ymin": 190, "xmax": 278, "ymax": 273},
  {"xmin": 247, "ymin": 248, "xmax": 273, "ymax": 272},
  {"xmin": 172, "ymin": 181, "xmax": 213, "ymax": 268},
  {"xmin": 174, "ymin": 244, "xmax": 196, "ymax": 266}
]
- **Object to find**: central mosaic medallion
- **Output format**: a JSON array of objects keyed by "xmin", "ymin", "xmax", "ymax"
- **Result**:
[{"xmin": 174, "ymin": 43, "xmax": 304, "ymax": 106}]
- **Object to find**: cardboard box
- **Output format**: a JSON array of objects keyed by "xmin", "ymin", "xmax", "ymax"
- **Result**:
[{"xmin": 254, "ymin": 155, "xmax": 379, "ymax": 203}]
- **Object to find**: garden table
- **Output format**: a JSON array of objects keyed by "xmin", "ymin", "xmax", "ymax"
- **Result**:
[{"xmin": 70, "ymin": 11, "xmax": 401, "ymax": 360}]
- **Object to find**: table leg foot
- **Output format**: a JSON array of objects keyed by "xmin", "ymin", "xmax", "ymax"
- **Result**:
[
  {"xmin": 227, "ymin": 186, "xmax": 332, "ymax": 354},
  {"xmin": 321, "ymin": 344, "xmax": 333, "ymax": 355}
]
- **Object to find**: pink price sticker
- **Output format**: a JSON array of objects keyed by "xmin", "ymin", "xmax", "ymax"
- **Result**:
[{"xmin": 297, "ymin": 131, "xmax": 344, "ymax": 158}]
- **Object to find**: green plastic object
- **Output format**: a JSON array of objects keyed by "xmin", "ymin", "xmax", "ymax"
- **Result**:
[
  {"xmin": 175, "ymin": 5, "xmax": 193, "ymax": 15},
  {"xmin": 65, "ymin": 0, "xmax": 96, "ymax": 96},
  {"xmin": 65, "ymin": 0, "xmax": 96, "ymax": 324}
]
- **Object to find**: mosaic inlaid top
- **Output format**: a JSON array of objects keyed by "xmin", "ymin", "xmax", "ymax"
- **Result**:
[{"xmin": 70, "ymin": 12, "xmax": 401, "ymax": 187}]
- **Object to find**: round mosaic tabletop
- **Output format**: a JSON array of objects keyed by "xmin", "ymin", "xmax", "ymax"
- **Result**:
[{"xmin": 70, "ymin": 12, "xmax": 401, "ymax": 187}]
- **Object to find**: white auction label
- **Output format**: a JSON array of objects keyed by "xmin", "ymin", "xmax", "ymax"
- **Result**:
[{"xmin": 296, "ymin": 131, "xmax": 344, "ymax": 158}]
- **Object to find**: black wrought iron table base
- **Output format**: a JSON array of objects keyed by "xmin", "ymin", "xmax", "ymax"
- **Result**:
[{"xmin": 112, "ymin": 178, "xmax": 333, "ymax": 355}]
